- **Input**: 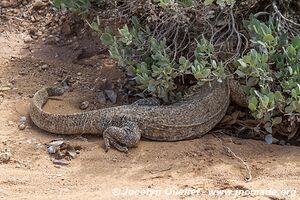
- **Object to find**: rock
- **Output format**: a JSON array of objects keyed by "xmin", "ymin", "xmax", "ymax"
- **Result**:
[
  {"xmin": 39, "ymin": 64, "xmax": 48, "ymax": 71},
  {"xmin": 0, "ymin": 87, "xmax": 11, "ymax": 92},
  {"xmin": 265, "ymin": 134, "xmax": 279, "ymax": 144},
  {"xmin": 47, "ymin": 140, "xmax": 64, "ymax": 154},
  {"xmin": 32, "ymin": 0, "xmax": 46, "ymax": 10},
  {"xmin": 18, "ymin": 123, "xmax": 26, "ymax": 130},
  {"xmin": 16, "ymin": 164, "xmax": 21, "ymax": 168},
  {"xmin": 53, "ymin": 159, "xmax": 69, "ymax": 166},
  {"xmin": 279, "ymin": 140, "xmax": 286, "ymax": 145},
  {"xmin": 24, "ymin": 35, "xmax": 33, "ymax": 43},
  {"xmin": 30, "ymin": 16, "xmax": 36, "ymax": 22},
  {"xmin": 80, "ymin": 101, "xmax": 89, "ymax": 110},
  {"xmin": 19, "ymin": 116, "xmax": 27, "ymax": 124},
  {"xmin": 67, "ymin": 149, "xmax": 77, "ymax": 159},
  {"xmin": 96, "ymin": 91, "xmax": 106, "ymax": 104},
  {"xmin": 0, "ymin": 151, "xmax": 11, "ymax": 163},
  {"xmin": 47, "ymin": 146, "xmax": 57, "ymax": 154},
  {"xmin": 105, "ymin": 90, "xmax": 117, "ymax": 104},
  {"xmin": 7, "ymin": 121, "xmax": 14, "ymax": 126}
]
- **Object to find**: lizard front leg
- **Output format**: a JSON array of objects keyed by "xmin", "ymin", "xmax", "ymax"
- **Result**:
[{"xmin": 103, "ymin": 121, "xmax": 141, "ymax": 153}]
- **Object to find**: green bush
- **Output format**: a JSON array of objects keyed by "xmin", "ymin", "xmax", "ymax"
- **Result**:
[
  {"xmin": 51, "ymin": 0, "xmax": 106, "ymax": 13},
  {"xmin": 100, "ymin": 17, "xmax": 226, "ymax": 103},
  {"xmin": 236, "ymin": 16, "xmax": 300, "ymax": 133}
]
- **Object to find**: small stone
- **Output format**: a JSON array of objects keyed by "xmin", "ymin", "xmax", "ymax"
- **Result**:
[
  {"xmin": 32, "ymin": 0, "xmax": 46, "ymax": 10},
  {"xmin": 0, "ymin": 87, "xmax": 11, "ymax": 92},
  {"xmin": 80, "ymin": 101, "xmax": 89, "ymax": 110},
  {"xmin": 47, "ymin": 146, "xmax": 57, "ymax": 154},
  {"xmin": 105, "ymin": 90, "xmax": 117, "ymax": 104},
  {"xmin": 20, "ymin": 116, "xmax": 27, "ymax": 124},
  {"xmin": 35, "ymin": 144, "xmax": 43, "ymax": 150},
  {"xmin": 279, "ymin": 140, "xmax": 286, "ymax": 145},
  {"xmin": 39, "ymin": 64, "xmax": 48, "ymax": 70},
  {"xmin": 30, "ymin": 16, "xmax": 36, "ymax": 22},
  {"xmin": 67, "ymin": 150, "xmax": 76, "ymax": 159},
  {"xmin": 22, "ymin": 13, "xmax": 28, "ymax": 18},
  {"xmin": 53, "ymin": 159, "xmax": 69, "ymax": 166},
  {"xmin": 96, "ymin": 91, "xmax": 106, "ymax": 104},
  {"xmin": 0, "ymin": 152, "xmax": 11, "ymax": 163},
  {"xmin": 77, "ymin": 72, "xmax": 82, "ymax": 76},
  {"xmin": 16, "ymin": 164, "xmax": 21, "ymax": 168},
  {"xmin": 8, "ymin": 121, "xmax": 14, "ymax": 126},
  {"xmin": 18, "ymin": 124, "xmax": 26, "ymax": 130}
]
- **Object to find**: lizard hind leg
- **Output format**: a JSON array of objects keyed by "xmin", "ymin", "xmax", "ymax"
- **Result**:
[{"xmin": 103, "ymin": 121, "xmax": 141, "ymax": 153}]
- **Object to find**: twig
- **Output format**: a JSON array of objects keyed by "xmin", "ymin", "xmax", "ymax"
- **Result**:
[{"xmin": 213, "ymin": 132, "xmax": 253, "ymax": 182}]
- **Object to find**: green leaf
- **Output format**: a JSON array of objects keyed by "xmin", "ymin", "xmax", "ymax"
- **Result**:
[
  {"xmin": 263, "ymin": 34, "xmax": 275, "ymax": 42},
  {"xmin": 248, "ymin": 96, "xmax": 258, "ymax": 111},
  {"xmin": 274, "ymin": 91, "xmax": 284, "ymax": 101},
  {"xmin": 287, "ymin": 45, "xmax": 296, "ymax": 56},
  {"xmin": 131, "ymin": 16, "xmax": 140, "ymax": 29},
  {"xmin": 285, "ymin": 105, "xmax": 294, "ymax": 113},
  {"xmin": 292, "ymin": 36, "xmax": 300, "ymax": 49},
  {"xmin": 235, "ymin": 69, "xmax": 245, "ymax": 78},
  {"xmin": 101, "ymin": 33, "xmax": 114, "ymax": 45},
  {"xmin": 291, "ymin": 89, "xmax": 297, "ymax": 98},
  {"xmin": 272, "ymin": 117, "xmax": 282, "ymax": 126},
  {"xmin": 52, "ymin": 0, "xmax": 62, "ymax": 9},
  {"xmin": 179, "ymin": 56, "xmax": 186, "ymax": 65},
  {"xmin": 204, "ymin": 0, "xmax": 214, "ymax": 5},
  {"xmin": 246, "ymin": 77, "xmax": 258, "ymax": 87},
  {"xmin": 264, "ymin": 122, "xmax": 273, "ymax": 133}
]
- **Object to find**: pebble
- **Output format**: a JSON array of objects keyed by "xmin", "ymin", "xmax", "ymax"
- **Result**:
[
  {"xmin": 0, "ymin": 87, "xmax": 11, "ymax": 92},
  {"xmin": 53, "ymin": 159, "xmax": 69, "ymax": 166},
  {"xmin": 32, "ymin": 0, "xmax": 45, "ymax": 10},
  {"xmin": 24, "ymin": 35, "xmax": 32, "ymax": 43},
  {"xmin": 7, "ymin": 121, "xmax": 14, "ymax": 126},
  {"xmin": 39, "ymin": 64, "xmax": 48, "ymax": 70},
  {"xmin": 279, "ymin": 140, "xmax": 286, "ymax": 145},
  {"xmin": 0, "ymin": 152, "xmax": 11, "ymax": 163},
  {"xmin": 112, "ymin": 157, "xmax": 117, "ymax": 162},
  {"xmin": 20, "ymin": 116, "xmax": 27, "ymax": 124},
  {"xmin": 80, "ymin": 101, "xmax": 89, "ymax": 110},
  {"xmin": 30, "ymin": 16, "xmax": 36, "ymax": 22},
  {"xmin": 96, "ymin": 91, "xmax": 106, "ymax": 104},
  {"xmin": 105, "ymin": 90, "xmax": 117, "ymax": 104},
  {"xmin": 18, "ymin": 123, "xmax": 26, "ymax": 130}
]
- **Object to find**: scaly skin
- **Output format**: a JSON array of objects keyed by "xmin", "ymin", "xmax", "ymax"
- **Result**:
[{"xmin": 30, "ymin": 80, "xmax": 231, "ymax": 153}]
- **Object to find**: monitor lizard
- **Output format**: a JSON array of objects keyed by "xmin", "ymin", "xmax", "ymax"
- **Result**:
[{"xmin": 29, "ymin": 78, "xmax": 246, "ymax": 153}]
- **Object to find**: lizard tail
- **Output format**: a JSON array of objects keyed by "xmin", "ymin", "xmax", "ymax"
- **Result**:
[{"xmin": 29, "ymin": 87, "xmax": 98, "ymax": 134}]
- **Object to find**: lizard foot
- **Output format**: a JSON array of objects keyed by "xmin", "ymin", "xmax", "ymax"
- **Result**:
[{"xmin": 103, "ymin": 121, "xmax": 141, "ymax": 153}]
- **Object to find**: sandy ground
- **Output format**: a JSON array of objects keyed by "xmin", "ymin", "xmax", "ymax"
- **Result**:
[{"xmin": 0, "ymin": 6, "xmax": 300, "ymax": 200}]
